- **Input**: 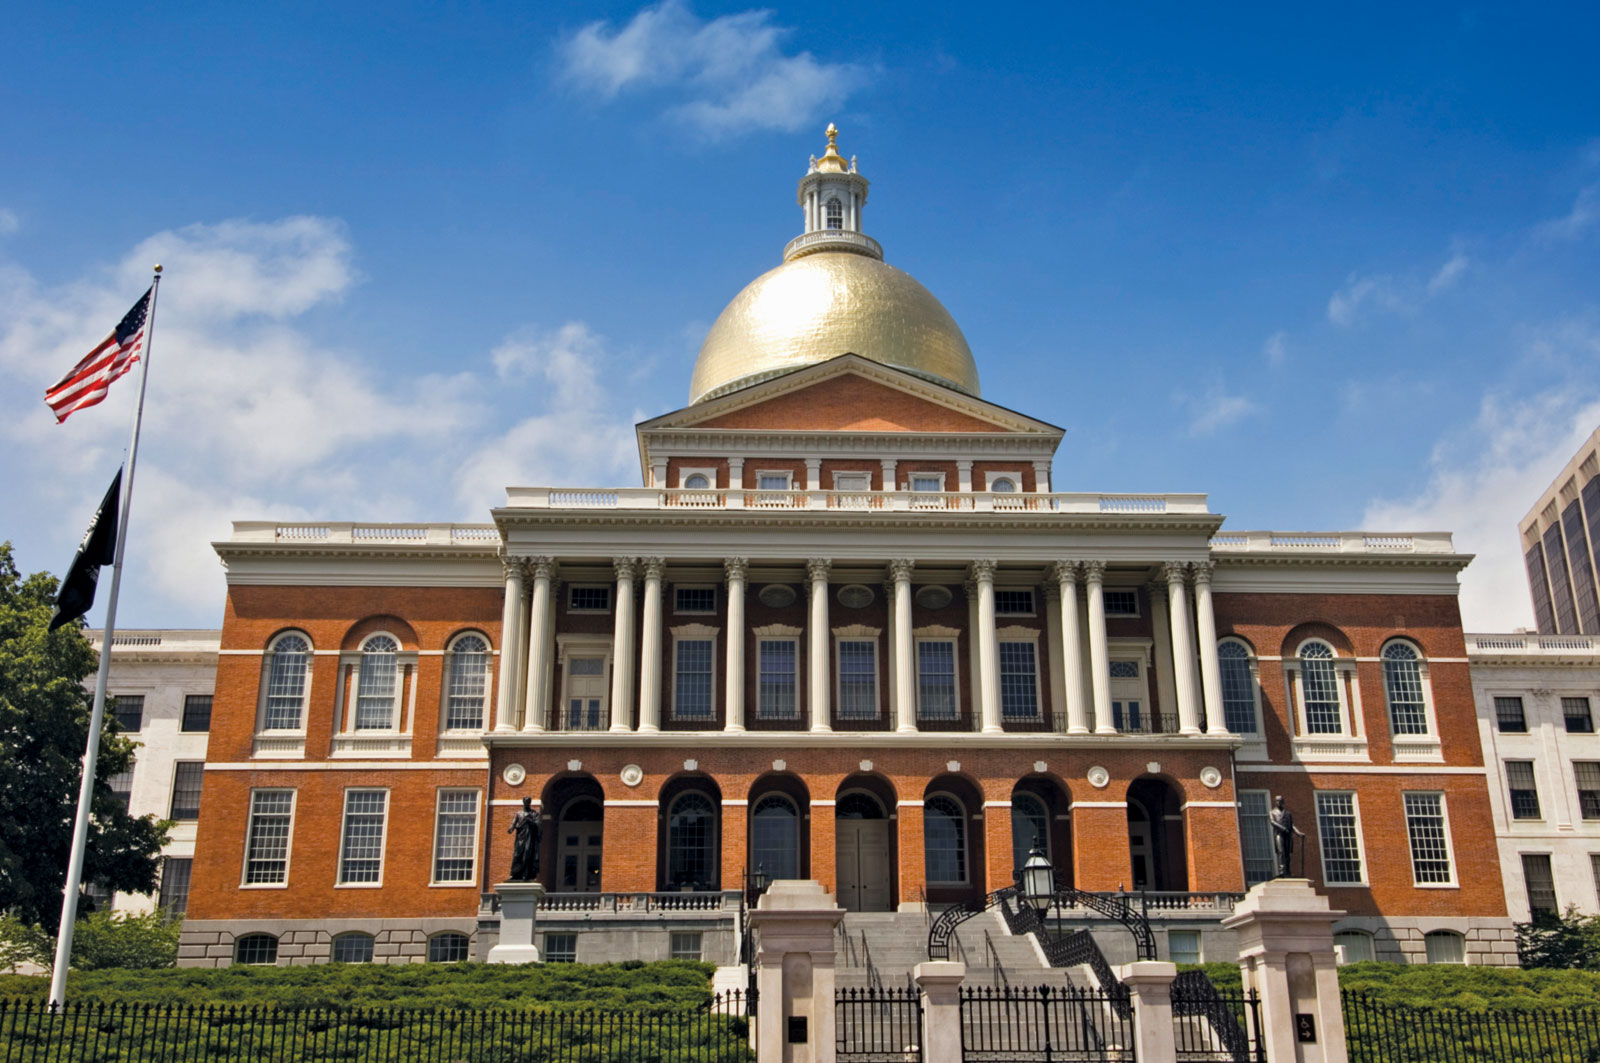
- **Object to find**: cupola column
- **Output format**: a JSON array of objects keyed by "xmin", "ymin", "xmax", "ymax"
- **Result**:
[
  {"xmin": 808, "ymin": 559, "xmax": 833, "ymax": 732},
  {"xmin": 1054, "ymin": 561, "xmax": 1090, "ymax": 735},
  {"xmin": 973, "ymin": 560, "xmax": 1003, "ymax": 733},
  {"xmin": 638, "ymin": 558, "xmax": 666, "ymax": 732},
  {"xmin": 1193, "ymin": 562, "xmax": 1229, "ymax": 734},
  {"xmin": 522, "ymin": 558, "xmax": 556, "ymax": 732},
  {"xmin": 495, "ymin": 556, "xmax": 525, "ymax": 732},
  {"xmin": 1165, "ymin": 562, "xmax": 1203, "ymax": 735},
  {"xmin": 891, "ymin": 560, "xmax": 916, "ymax": 733},
  {"xmin": 724, "ymin": 558, "xmax": 748, "ymax": 732},
  {"xmin": 1085, "ymin": 561, "xmax": 1116, "ymax": 735},
  {"xmin": 609, "ymin": 558, "xmax": 638, "ymax": 732}
]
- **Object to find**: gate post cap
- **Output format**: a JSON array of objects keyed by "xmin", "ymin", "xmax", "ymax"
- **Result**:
[{"xmin": 913, "ymin": 961, "xmax": 966, "ymax": 987}]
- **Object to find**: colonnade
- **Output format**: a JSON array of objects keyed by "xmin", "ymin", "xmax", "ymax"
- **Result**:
[{"xmin": 492, "ymin": 555, "xmax": 1230, "ymax": 736}]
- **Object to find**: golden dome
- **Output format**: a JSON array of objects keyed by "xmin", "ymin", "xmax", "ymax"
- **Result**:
[{"xmin": 689, "ymin": 251, "xmax": 981, "ymax": 404}]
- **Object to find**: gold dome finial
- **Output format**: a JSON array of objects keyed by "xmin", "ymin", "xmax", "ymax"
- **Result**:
[{"xmin": 816, "ymin": 121, "xmax": 848, "ymax": 173}]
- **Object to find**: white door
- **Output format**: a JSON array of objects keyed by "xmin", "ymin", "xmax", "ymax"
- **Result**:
[
  {"xmin": 565, "ymin": 657, "xmax": 608, "ymax": 730},
  {"xmin": 837, "ymin": 820, "xmax": 892, "ymax": 912}
]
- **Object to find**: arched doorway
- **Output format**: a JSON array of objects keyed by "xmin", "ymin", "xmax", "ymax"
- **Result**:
[
  {"xmin": 835, "ymin": 775, "xmax": 897, "ymax": 912},
  {"xmin": 1126, "ymin": 776, "xmax": 1187, "ymax": 892},
  {"xmin": 749, "ymin": 773, "xmax": 810, "ymax": 882},
  {"xmin": 657, "ymin": 775, "xmax": 722, "ymax": 891},
  {"xmin": 923, "ymin": 774, "xmax": 986, "ymax": 905},
  {"xmin": 541, "ymin": 774, "xmax": 605, "ymax": 893},
  {"xmin": 1010, "ymin": 776, "xmax": 1071, "ymax": 888}
]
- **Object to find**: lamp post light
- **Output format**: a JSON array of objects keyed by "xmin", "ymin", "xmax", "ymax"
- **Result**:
[{"xmin": 1020, "ymin": 838, "xmax": 1054, "ymax": 931}]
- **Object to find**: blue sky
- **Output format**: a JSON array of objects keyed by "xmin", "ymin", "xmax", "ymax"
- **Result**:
[{"xmin": 2, "ymin": 2, "xmax": 1597, "ymax": 630}]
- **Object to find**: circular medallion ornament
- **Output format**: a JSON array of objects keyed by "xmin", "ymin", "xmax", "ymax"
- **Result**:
[
  {"xmin": 1087, "ymin": 766, "xmax": 1110, "ymax": 789},
  {"xmin": 758, "ymin": 584, "xmax": 798, "ymax": 608},
  {"xmin": 915, "ymin": 585, "xmax": 954, "ymax": 610},
  {"xmin": 620, "ymin": 764, "xmax": 644, "ymax": 788},
  {"xmin": 502, "ymin": 763, "xmax": 527, "ymax": 786},
  {"xmin": 1200, "ymin": 766, "xmax": 1223, "ymax": 789},
  {"xmin": 837, "ymin": 584, "xmax": 875, "ymax": 609}
]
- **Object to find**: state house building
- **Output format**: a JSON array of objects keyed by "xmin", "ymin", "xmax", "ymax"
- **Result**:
[{"xmin": 181, "ymin": 128, "xmax": 1512, "ymax": 968}]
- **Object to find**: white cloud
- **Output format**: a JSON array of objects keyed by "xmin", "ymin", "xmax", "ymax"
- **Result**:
[
  {"xmin": 1179, "ymin": 381, "xmax": 1258, "ymax": 437},
  {"xmin": 1427, "ymin": 251, "xmax": 1469, "ymax": 294},
  {"xmin": 1531, "ymin": 184, "xmax": 1599, "ymax": 244},
  {"xmin": 1326, "ymin": 272, "xmax": 1404, "ymax": 326},
  {"xmin": 559, "ymin": 0, "xmax": 868, "ymax": 138},
  {"xmin": 0, "ymin": 208, "xmax": 17, "ymax": 236},
  {"xmin": 1262, "ymin": 330, "xmax": 1287, "ymax": 367}
]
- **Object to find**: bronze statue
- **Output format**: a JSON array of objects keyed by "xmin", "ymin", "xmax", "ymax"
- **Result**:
[
  {"xmin": 1269, "ymin": 795, "xmax": 1305, "ymax": 878},
  {"xmin": 508, "ymin": 796, "xmax": 541, "ymax": 881}
]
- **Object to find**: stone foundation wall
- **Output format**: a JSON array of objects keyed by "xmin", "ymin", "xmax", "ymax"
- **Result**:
[{"xmin": 179, "ymin": 919, "xmax": 479, "ymax": 968}]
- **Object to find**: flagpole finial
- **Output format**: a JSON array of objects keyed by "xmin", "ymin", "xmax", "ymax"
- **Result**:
[{"xmin": 153, "ymin": 264, "xmax": 162, "ymax": 274}]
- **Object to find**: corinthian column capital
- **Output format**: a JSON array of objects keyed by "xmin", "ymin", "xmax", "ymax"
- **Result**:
[
  {"xmin": 1163, "ymin": 560, "xmax": 1189, "ymax": 585},
  {"xmin": 888, "ymin": 558, "xmax": 915, "ymax": 583},
  {"xmin": 806, "ymin": 557, "xmax": 832, "ymax": 583},
  {"xmin": 724, "ymin": 557, "xmax": 749, "ymax": 582},
  {"xmin": 1191, "ymin": 559, "xmax": 1215, "ymax": 585},
  {"xmin": 613, "ymin": 557, "xmax": 638, "ymax": 581},
  {"xmin": 641, "ymin": 557, "xmax": 667, "ymax": 581},
  {"xmin": 1051, "ymin": 560, "xmax": 1079, "ymax": 585},
  {"xmin": 969, "ymin": 559, "xmax": 997, "ymax": 583},
  {"xmin": 529, "ymin": 556, "xmax": 558, "ymax": 582},
  {"xmin": 500, "ymin": 552, "xmax": 527, "ymax": 581},
  {"xmin": 1081, "ymin": 559, "xmax": 1106, "ymax": 584}
]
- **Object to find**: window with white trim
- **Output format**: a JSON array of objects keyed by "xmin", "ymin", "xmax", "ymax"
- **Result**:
[
  {"xmin": 568, "ymin": 585, "xmax": 611, "ymax": 613},
  {"xmin": 1424, "ymin": 931, "xmax": 1464, "ymax": 964},
  {"xmin": 235, "ymin": 934, "xmax": 278, "ymax": 965},
  {"xmin": 756, "ymin": 471, "xmax": 793, "ymax": 491},
  {"xmin": 244, "ymin": 789, "xmax": 295, "ymax": 885},
  {"xmin": 1218, "ymin": 640, "xmax": 1259, "ymax": 734},
  {"xmin": 1522, "ymin": 853, "xmax": 1557, "ymax": 918},
  {"xmin": 916, "ymin": 639, "xmax": 959, "ymax": 720},
  {"xmin": 1381, "ymin": 642, "xmax": 1430, "ymax": 735},
  {"xmin": 1574, "ymin": 761, "xmax": 1600, "ymax": 820},
  {"xmin": 837, "ymin": 638, "xmax": 878, "ymax": 719},
  {"xmin": 985, "ymin": 471, "xmax": 1020, "ymax": 492},
  {"xmin": 1506, "ymin": 761, "xmax": 1541, "ymax": 820},
  {"xmin": 1403, "ymin": 792, "xmax": 1454, "ymax": 885},
  {"xmin": 1565, "ymin": 697, "xmax": 1595, "ymax": 734},
  {"xmin": 1495, "ymin": 696, "xmax": 1527, "ymax": 733},
  {"xmin": 429, "ymin": 932, "xmax": 470, "ymax": 962},
  {"xmin": 826, "ymin": 196, "xmax": 843, "ymax": 229},
  {"xmin": 1315, "ymin": 792, "xmax": 1364, "ymax": 885},
  {"xmin": 1334, "ymin": 930, "xmax": 1374, "ymax": 963},
  {"xmin": 671, "ymin": 931, "xmax": 704, "ymax": 961},
  {"xmin": 1102, "ymin": 590, "xmax": 1139, "ymax": 617},
  {"xmin": 332, "ymin": 933, "xmax": 374, "ymax": 963},
  {"xmin": 757, "ymin": 638, "xmax": 799, "ymax": 719},
  {"xmin": 170, "ymin": 762, "xmax": 203, "ymax": 821},
  {"xmin": 544, "ymin": 933, "xmax": 577, "ymax": 963},
  {"xmin": 444, "ymin": 634, "xmax": 489, "ymax": 731},
  {"xmin": 666, "ymin": 792, "xmax": 718, "ymax": 889},
  {"xmin": 338, "ymin": 789, "xmax": 388, "ymax": 885},
  {"xmin": 1168, "ymin": 930, "xmax": 1201, "ymax": 964},
  {"xmin": 158, "ymin": 857, "xmax": 191, "ymax": 917},
  {"xmin": 263, "ymin": 634, "xmax": 311, "ymax": 731},
  {"xmin": 833, "ymin": 471, "xmax": 871, "ymax": 492},
  {"xmin": 999, "ymin": 641, "xmax": 1039, "ymax": 719},
  {"xmin": 750, "ymin": 794, "xmax": 800, "ymax": 881},
  {"xmin": 354, "ymin": 635, "xmax": 400, "ymax": 730},
  {"xmin": 112, "ymin": 694, "xmax": 144, "ymax": 733},
  {"xmin": 1237, "ymin": 791, "xmax": 1275, "ymax": 887},
  {"xmin": 924, "ymin": 794, "xmax": 967, "ymax": 883},
  {"xmin": 682, "ymin": 473, "xmax": 711, "ymax": 489},
  {"xmin": 673, "ymin": 636, "xmax": 716, "ymax": 721},
  {"xmin": 994, "ymin": 590, "xmax": 1034, "ymax": 615},
  {"xmin": 1298, "ymin": 641, "xmax": 1346, "ymax": 735},
  {"xmin": 674, "ymin": 586, "xmax": 716, "ymax": 614},
  {"xmin": 909, "ymin": 473, "xmax": 943, "ymax": 492},
  {"xmin": 432, "ymin": 789, "xmax": 479, "ymax": 883}
]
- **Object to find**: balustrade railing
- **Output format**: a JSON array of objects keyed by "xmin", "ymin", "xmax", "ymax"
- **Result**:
[{"xmin": 535, "ymin": 891, "xmax": 730, "ymax": 913}]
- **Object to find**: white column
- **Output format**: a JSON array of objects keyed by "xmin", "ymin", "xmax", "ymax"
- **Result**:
[
  {"xmin": 1193, "ymin": 561, "xmax": 1228, "ymax": 734},
  {"xmin": 495, "ymin": 557, "xmax": 525, "ymax": 732},
  {"xmin": 651, "ymin": 459, "xmax": 668, "ymax": 488},
  {"xmin": 956, "ymin": 460, "xmax": 973, "ymax": 494},
  {"xmin": 1054, "ymin": 561, "xmax": 1089, "ymax": 735},
  {"xmin": 637, "ymin": 557, "xmax": 665, "ymax": 733},
  {"xmin": 609, "ymin": 558, "xmax": 637, "ymax": 732},
  {"xmin": 808, "ymin": 558, "xmax": 832, "ymax": 732},
  {"xmin": 728, "ymin": 458, "xmax": 744, "ymax": 490},
  {"xmin": 881, "ymin": 459, "xmax": 897, "ymax": 493},
  {"xmin": 522, "ymin": 557, "xmax": 556, "ymax": 732},
  {"xmin": 1032, "ymin": 461, "xmax": 1052, "ymax": 494},
  {"xmin": 973, "ymin": 560, "xmax": 1002, "ymax": 733},
  {"xmin": 965, "ymin": 579, "xmax": 982, "ymax": 721},
  {"xmin": 1165, "ymin": 561, "xmax": 1202, "ymax": 735},
  {"xmin": 891, "ymin": 559, "xmax": 916, "ymax": 733},
  {"xmin": 805, "ymin": 458, "xmax": 822, "ymax": 491},
  {"xmin": 1042, "ymin": 581, "xmax": 1067, "ymax": 733},
  {"xmin": 724, "ymin": 557, "xmax": 747, "ymax": 732},
  {"xmin": 1084, "ymin": 561, "xmax": 1116, "ymax": 735},
  {"xmin": 1147, "ymin": 581, "xmax": 1179, "ymax": 727}
]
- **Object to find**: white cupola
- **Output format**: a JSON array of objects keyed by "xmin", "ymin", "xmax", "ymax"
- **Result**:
[{"xmin": 784, "ymin": 123, "xmax": 882, "ymax": 263}]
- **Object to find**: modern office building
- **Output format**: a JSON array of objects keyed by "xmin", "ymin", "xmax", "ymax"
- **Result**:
[{"xmin": 1520, "ymin": 426, "xmax": 1600, "ymax": 635}]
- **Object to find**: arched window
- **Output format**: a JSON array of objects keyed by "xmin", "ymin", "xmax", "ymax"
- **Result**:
[
  {"xmin": 837, "ymin": 792, "xmax": 886, "ymax": 819},
  {"xmin": 924, "ymin": 795, "xmax": 967, "ymax": 884},
  {"xmin": 750, "ymin": 794, "xmax": 800, "ymax": 881},
  {"xmin": 428, "ymin": 931, "xmax": 470, "ymax": 963},
  {"xmin": 1334, "ymin": 930, "xmax": 1375, "ymax": 963},
  {"xmin": 355, "ymin": 635, "xmax": 399, "ymax": 730},
  {"xmin": 1382, "ymin": 642, "xmax": 1428, "ymax": 735},
  {"xmin": 331, "ymin": 932, "xmax": 374, "ymax": 963},
  {"xmin": 684, "ymin": 473, "xmax": 711, "ymax": 489},
  {"xmin": 1424, "ymin": 930, "xmax": 1465, "ymax": 964},
  {"xmin": 1298, "ymin": 641, "xmax": 1342, "ymax": 734},
  {"xmin": 826, "ymin": 197, "xmax": 843, "ymax": 230},
  {"xmin": 1217, "ymin": 640, "xmax": 1258, "ymax": 734},
  {"xmin": 1010, "ymin": 793, "xmax": 1049, "ymax": 881},
  {"xmin": 234, "ymin": 933, "xmax": 278, "ymax": 965},
  {"xmin": 990, "ymin": 477, "xmax": 1017, "ymax": 493},
  {"xmin": 444, "ymin": 634, "xmax": 489, "ymax": 731},
  {"xmin": 667, "ymin": 792, "xmax": 718, "ymax": 890},
  {"xmin": 264, "ymin": 634, "xmax": 310, "ymax": 730}
]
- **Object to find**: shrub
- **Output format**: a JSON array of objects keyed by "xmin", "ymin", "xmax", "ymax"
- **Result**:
[
  {"xmin": 0, "ymin": 912, "xmax": 178, "ymax": 973},
  {"xmin": 1515, "ymin": 906, "xmax": 1600, "ymax": 970}
]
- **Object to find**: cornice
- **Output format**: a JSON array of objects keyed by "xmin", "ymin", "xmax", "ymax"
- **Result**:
[
  {"xmin": 492, "ymin": 508, "xmax": 1227, "ymax": 536},
  {"xmin": 216, "ymin": 543, "xmax": 500, "ymax": 564},
  {"xmin": 483, "ymin": 731, "xmax": 1242, "ymax": 751},
  {"xmin": 637, "ymin": 429, "xmax": 1061, "ymax": 457},
  {"xmin": 1211, "ymin": 553, "xmax": 1471, "ymax": 573}
]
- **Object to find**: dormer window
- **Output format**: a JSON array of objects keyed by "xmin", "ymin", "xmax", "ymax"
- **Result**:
[{"xmin": 826, "ymin": 197, "xmax": 843, "ymax": 230}]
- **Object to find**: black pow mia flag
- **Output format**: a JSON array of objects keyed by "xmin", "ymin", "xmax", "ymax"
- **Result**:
[{"xmin": 49, "ymin": 469, "xmax": 122, "ymax": 632}]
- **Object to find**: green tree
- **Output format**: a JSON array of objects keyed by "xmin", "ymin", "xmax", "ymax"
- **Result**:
[
  {"xmin": 1516, "ymin": 905, "xmax": 1600, "ymax": 970},
  {"xmin": 0, "ymin": 541, "xmax": 169, "ymax": 929}
]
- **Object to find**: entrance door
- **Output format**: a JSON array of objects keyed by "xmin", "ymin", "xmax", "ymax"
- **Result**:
[
  {"xmin": 1127, "ymin": 801, "xmax": 1153, "ymax": 891},
  {"xmin": 565, "ymin": 657, "xmax": 608, "ymax": 731},
  {"xmin": 837, "ymin": 820, "xmax": 892, "ymax": 912},
  {"xmin": 557, "ymin": 800, "xmax": 604, "ymax": 892}
]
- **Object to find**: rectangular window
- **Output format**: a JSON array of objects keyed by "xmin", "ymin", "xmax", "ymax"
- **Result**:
[
  {"xmin": 1505, "ymin": 761, "xmax": 1542, "ymax": 820},
  {"xmin": 674, "ymin": 587, "xmax": 716, "ymax": 613},
  {"xmin": 1315, "ymin": 792, "xmax": 1364, "ymax": 885},
  {"xmin": 107, "ymin": 770, "xmax": 134, "ymax": 811},
  {"xmin": 670, "ymin": 931, "xmax": 704, "ymax": 961},
  {"xmin": 673, "ymin": 638, "xmax": 715, "ymax": 720},
  {"xmin": 1522, "ymin": 854, "xmax": 1558, "ymax": 919},
  {"xmin": 833, "ymin": 472, "xmax": 870, "ymax": 492},
  {"xmin": 112, "ymin": 695, "xmax": 144, "ymax": 733},
  {"xmin": 568, "ymin": 585, "xmax": 611, "ymax": 612},
  {"xmin": 432, "ymin": 790, "xmax": 479, "ymax": 883},
  {"xmin": 1494, "ymin": 696, "xmax": 1527, "ymax": 733},
  {"xmin": 169, "ymin": 762, "xmax": 204, "ymax": 821},
  {"xmin": 916, "ymin": 640, "xmax": 959, "ymax": 720},
  {"xmin": 544, "ymin": 933, "xmax": 577, "ymax": 963},
  {"xmin": 181, "ymin": 694, "xmax": 213, "ymax": 732},
  {"xmin": 1301, "ymin": 658, "xmax": 1344, "ymax": 735},
  {"xmin": 1167, "ymin": 930, "xmax": 1201, "ymax": 965},
  {"xmin": 158, "ymin": 857, "xmax": 192, "ymax": 917},
  {"xmin": 1238, "ymin": 791, "xmax": 1276, "ymax": 887},
  {"xmin": 837, "ymin": 639, "xmax": 878, "ymax": 719},
  {"xmin": 244, "ymin": 789, "xmax": 294, "ymax": 885},
  {"xmin": 1564, "ymin": 697, "xmax": 1595, "ymax": 734},
  {"xmin": 1403, "ymin": 792, "xmax": 1454, "ymax": 885},
  {"xmin": 994, "ymin": 590, "xmax": 1035, "ymax": 615},
  {"xmin": 1592, "ymin": 853, "xmax": 1600, "ymax": 908},
  {"xmin": 998, "ymin": 642, "xmax": 1039, "ymax": 719},
  {"xmin": 758, "ymin": 639, "xmax": 798, "ymax": 719},
  {"xmin": 756, "ymin": 472, "xmax": 792, "ymax": 491},
  {"xmin": 1102, "ymin": 590, "xmax": 1139, "ymax": 617},
  {"xmin": 1575, "ymin": 762, "xmax": 1600, "ymax": 820},
  {"xmin": 338, "ymin": 790, "xmax": 388, "ymax": 885},
  {"xmin": 909, "ymin": 474, "xmax": 942, "ymax": 492}
]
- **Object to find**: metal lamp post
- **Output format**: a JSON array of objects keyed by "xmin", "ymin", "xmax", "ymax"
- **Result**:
[{"xmin": 1021, "ymin": 838, "xmax": 1054, "ymax": 925}]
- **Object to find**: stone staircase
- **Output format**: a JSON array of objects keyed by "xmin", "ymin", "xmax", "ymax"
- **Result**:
[{"xmin": 833, "ymin": 909, "xmax": 1081, "ymax": 991}]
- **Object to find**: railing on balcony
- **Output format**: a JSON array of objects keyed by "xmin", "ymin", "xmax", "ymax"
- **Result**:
[
  {"xmin": 1467, "ymin": 632, "xmax": 1600, "ymax": 655},
  {"xmin": 1000, "ymin": 712, "xmax": 1068, "ymax": 734},
  {"xmin": 499, "ymin": 487, "xmax": 1213, "ymax": 516},
  {"xmin": 746, "ymin": 711, "xmax": 810, "ymax": 732},
  {"xmin": 535, "ymin": 891, "xmax": 733, "ymax": 913},
  {"xmin": 553, "ymin": 705, "xmax": 611, "ymax": 732},
  {"xmin": 914, "ymin": 713, "xmax": 972, "ymax": 732},
  {"xmin": 834, "ymin": 713, "xmax": 893, "ymax": 732},
  {"xmin": 1112, "ymin": 711, "xmax": 1183, "ymax": 736},
  {"xmin": 1209, "ymin": 530, "xmax": 1456, "ymax": 554}
]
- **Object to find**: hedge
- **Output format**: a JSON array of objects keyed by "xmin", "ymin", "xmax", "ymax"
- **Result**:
[{"xmin": 1181, "ymin": 960, "xmax": 1600, "ymax": 1010}]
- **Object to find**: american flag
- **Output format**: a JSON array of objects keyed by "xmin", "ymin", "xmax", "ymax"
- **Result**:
[{"xmin": 44, "ymin": 288, "xmax": 153, "ymax": 423}]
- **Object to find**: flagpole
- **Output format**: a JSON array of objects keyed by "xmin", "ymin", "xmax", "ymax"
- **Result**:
[{"xmin": 48, "ymin": 265, "xmax": 163, "ymax": 1010}]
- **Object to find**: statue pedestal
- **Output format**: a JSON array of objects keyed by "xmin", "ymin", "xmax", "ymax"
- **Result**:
[{"xmin": 486, "ymin": 882, "xmax": 545, "ymax": 964}]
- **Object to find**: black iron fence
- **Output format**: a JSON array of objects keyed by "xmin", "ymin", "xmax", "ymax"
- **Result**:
[
  {"xmin": 836, "ymin": 985, "xmax": 922, "ymax": 1063},
  {"xmin": 960, "ymin": 984, "xmax": 1134, "ymax": 1063},
  {"xmin": 0, "ymin": 992, "xmax": 753, "ymax": 1063},
  {"xmin": 1342, "ymin": 993, "xmax": 1600, "ymax": 1063},
  {"xmin": 1171, "ymin": 972, "xmax": 1264, "ymax": 1063}
]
